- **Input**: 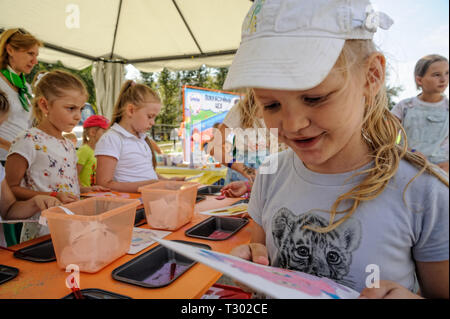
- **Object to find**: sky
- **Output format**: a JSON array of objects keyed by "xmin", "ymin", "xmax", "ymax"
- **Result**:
[{"xmin": 126, "ymin": 0, "xmax": 449, "ymax": 103}]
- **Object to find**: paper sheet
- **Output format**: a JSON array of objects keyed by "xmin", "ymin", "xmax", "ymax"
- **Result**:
[
  {"xmin": 199, "ymin": 204, "xmax": 248, "ymax": 216},
  {"xmin": 128, "ymin": 228, "xmax": 172, "ymax": 254},
  {"xmin": 153, "ymin": 238, "xmax": 360, "ymax": 299}
]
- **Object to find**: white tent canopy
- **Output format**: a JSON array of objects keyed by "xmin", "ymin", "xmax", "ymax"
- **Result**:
[
  {"xmin": 1, "ymin": 0, "xmax": 252, "ymax": 115},
  {"xmin": 0, "ymin": 0, "xmax": 252, "ymax": 71}
]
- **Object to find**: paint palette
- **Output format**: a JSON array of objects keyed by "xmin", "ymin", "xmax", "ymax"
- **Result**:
[
  {"xmin": 185, "ymin": 216, "xmax": 249, "ymax": 241},
  {"xmin": 62, "ymin": 288, "xmax": 131, "ymax": 299},
  {"xmin": 13, "ymin": 239, "xmax": 56, "ymax": 263},
  {"xmin": 197, "ymin": 185, "xmax": 223, "ymax": 195},
  {"xmin": 111, "ymin": 240, "xmax": 211, "ymax": 288},
  {"xmin": 0, "ymin": 264, "xmax": 19, "ymax": 285}
]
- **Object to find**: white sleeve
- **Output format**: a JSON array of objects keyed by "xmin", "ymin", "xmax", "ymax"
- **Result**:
[
  {"xmin": 391, "ymin": 99, "xmax": 407, "ymax": 121},
  {"xmin": 222, "ymin": 105, "xmax": 242, "ymax": 128},
  {"xmin": 0, "ymin": 165, "xmax": 5, "ymax": 183},
  {"xmin": 7, "ymin": 130, "xmax": 36, "ymax": 166},
  {"xmin": 94, "ymin": 131, "xmax": 122, "ymax": 160}
]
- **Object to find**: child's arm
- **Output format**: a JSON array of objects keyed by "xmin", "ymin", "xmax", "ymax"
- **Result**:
[
  {"xmin": 415, "ymin": 260, "xmax": 449, "ymax": 299},
  {"xmin": 0, "ymin": 137, "xmax": 11, "ymax": 151},
  {"xmin": 5, "ymin": 154, "xmax": 78, "ymax": 203},
  {"xmin": 96, "ymin": 155, "xmax": 158, "ymax": 193},
  {"xmin": 0, "ymin": 179, "xmax": 61, "ymax": 220}
]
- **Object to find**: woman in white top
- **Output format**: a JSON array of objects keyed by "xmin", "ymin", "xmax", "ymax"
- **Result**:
[{"xmin": 0, "ymin": 28, "xmax": 42, "ymax": 165}]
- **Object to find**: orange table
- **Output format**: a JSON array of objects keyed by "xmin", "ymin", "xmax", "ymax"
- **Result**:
[{"xmin": 0, "ymin": 196, "xmax": 252, "ymax": 299}]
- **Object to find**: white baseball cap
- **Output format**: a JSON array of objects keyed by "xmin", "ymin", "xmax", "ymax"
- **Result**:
[{"xmin": 223, "ymin": 0, "xmax": 393, "ymax": 91}]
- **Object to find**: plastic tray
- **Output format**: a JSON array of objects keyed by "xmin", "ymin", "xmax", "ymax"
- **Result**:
[
  {"xmin": 197, "ymin": 185, "xmax": 223, "ymax": 195},
  {"xmin": 185, "ymin": 216, "xmax": 249, "ymax": 241},
  {"xmin": 112, "ymin": 240, "xmax": 211, "ymax": 288},
  {"xmin": 62, "ymin": 288, "xmax": 131, "ymax": 299},
  {"xmin": 196, "ymin": 195, "xmax": 206, "ymax": 203},
  {"xmin": 134, "ymin": 207, "xmax": 146, "ymax": 226},
  {"xmin": 0, "ymin": 264, "xmax": 19, "ymax": 285},
  {"xmin": 13, "ymin": 239, "xmax": 56, "ymax": 263}
]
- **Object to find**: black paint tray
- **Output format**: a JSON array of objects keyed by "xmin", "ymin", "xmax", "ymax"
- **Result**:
[
  {"xmin": 196, "ymin": 195, "xmax": 206, "ymax": 203},
  {"xmin": 62, "ymin": 288, "xmax": 131, "ymax": 299},
  {"xmin": 185, "ymin": 216, "xmax": 249, "ymax": 241},
  {"xmin": 134, "ymin": 207, "xmax": 146, "ymax": 226},
  {"xmin": 197, "ymin": 185, "xmax": 223, "ymax": 195},
  {"xmin": 111, "ymin": 240, "xmax": 211, "ymax": 288},
  {"xmin": 0, "ymin": 264, "xmax": 19, "ymax": 285},
  {"xmin": 13, "ymin": 239, "xmax": 56, "ymax": 263}
]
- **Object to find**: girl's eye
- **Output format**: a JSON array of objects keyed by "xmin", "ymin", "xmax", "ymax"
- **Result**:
[
  {"xmin": 303, "ymin": 96, "xmax": 326, "ymax": 105},
  {"xmin": 263, "ymin": 102, "xmax": 281, "ymax": 111}
]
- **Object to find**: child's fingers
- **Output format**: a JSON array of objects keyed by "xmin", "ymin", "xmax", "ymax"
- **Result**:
[{"xmin": 248, "ymin": 243, "xmax": 269, "ymax": 265}]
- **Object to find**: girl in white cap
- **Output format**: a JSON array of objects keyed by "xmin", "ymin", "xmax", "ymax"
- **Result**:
[{"xmin": 226, "ymin": 0, "xmax": 448, "ymax": 299}]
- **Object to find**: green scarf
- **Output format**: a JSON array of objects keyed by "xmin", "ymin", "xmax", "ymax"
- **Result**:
[{"xmin": 0, "ymin": 68, "xmax": 31, "ymax": 112}]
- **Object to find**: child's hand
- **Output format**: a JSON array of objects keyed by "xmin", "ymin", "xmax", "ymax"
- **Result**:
[
  {"xmin": 56, "ymin": 192, "xmax": 78, "ymax": 204},
  {"xmin": 221, "ymin": 181, "xmax": 248, "ymax": 198},
  {"xmin": 89, "ymin": 185, "xmax": 110, "ymax": 192},
  {"xmin": 32, "ymin": 195, "xmax": 61, "ymax": 211},
  {"xmin": 170, "ymin": 176, "xmax": 186, "ymax": 181},
  {"xmin": 229, "ymin": 243, "xmax": 269, "ymax": 293},
  {"xmin": 359, "ymin": 280, "xmax": 423, "ymax": 299}
]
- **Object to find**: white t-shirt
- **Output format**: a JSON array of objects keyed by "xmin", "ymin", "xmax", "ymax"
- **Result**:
[
  {"xmin": 95, "ymin": 123, "xmax": 158, "ymax": 182},
  {"xmin": 0, "ymin": 165, "xmax": 6, "ymax": 247},
  {"xmin": 8, "ymin": 127, "xmax": 79, "ymax": 242},
  {"xmin": 0, "ymin": 76, "xmax": 32, "ymax": 161},
  {"xmin": 250, "ymin": 149, "xmax": 449, "ymax": 293}
]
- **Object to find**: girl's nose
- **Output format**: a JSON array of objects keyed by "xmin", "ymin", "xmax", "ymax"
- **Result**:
[{"xmin": 282, "ymin": 108, "xmax": 310, "ymax": 134}]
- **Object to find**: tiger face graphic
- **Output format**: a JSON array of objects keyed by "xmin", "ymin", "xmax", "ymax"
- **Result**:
[{"xmin": 272, "ymin": 208, "xmax": 361, "ymax": 288}]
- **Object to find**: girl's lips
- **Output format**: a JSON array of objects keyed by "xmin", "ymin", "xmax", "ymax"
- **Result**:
[{"xmin": 289, "ymin": 133, "xmax": 324, "ymax": 149}]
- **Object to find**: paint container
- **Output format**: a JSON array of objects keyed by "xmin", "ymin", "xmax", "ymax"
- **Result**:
[
  {"xmin": 62, "ymin": 288, "xmax": 131, "ymax": 299},
  {"xmin": 0, "ymin": 264, "xmax": 18, "ymax": 285},
  {"xmin": 138, "ymin": 181, "xmax": 198, "ymax": 231},
  {"xmin": 185, "ymin": 216, "xmax": 249, "ymax": 241},
  {"xmin": 42, "ymin": 197, "xmax": 140, "ymax": 273},
  {"xmin": 111, "ymin": 240, "xmax": 211, "ymax": 288},
  {"xmin": 13, "ymin": 239, "xmax": 56, "ymax": 263}
]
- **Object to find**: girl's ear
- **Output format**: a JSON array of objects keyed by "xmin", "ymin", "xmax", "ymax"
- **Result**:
[
  {"xmin": 124, "ymin": 103, "xmax": 135, "ymax": 117},
  {"xmin": 37, "ymin": 97, "xmax": 49, "ymax": 116},
  {"xmin": 5, "ymin": 44, "xmax": 15, "ymax": 56},
  {"xmin": 364, "ymin": 52, "xmax": 386, "ymax": 98},
  {"xmin": 415, "ymin": 76, "xmax": 423, "ymax": 89}
]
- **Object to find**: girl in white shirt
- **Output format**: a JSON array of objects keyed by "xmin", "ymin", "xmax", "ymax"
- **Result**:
[
  {"xmin": 0, "ymin": 89, "xmax": 60, "ymax": 247},
  {"xmin": 5, "ymin": 70, "xmax": 106, "ymax": 242},
  {"xmin": 96, "ymin": 81, "xmax": 183, "ymax": 193}
]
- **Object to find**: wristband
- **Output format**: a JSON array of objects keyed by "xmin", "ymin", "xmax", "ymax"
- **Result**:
[
  {"xmin": 227, "ymin": 158, "xmax": 236, "ymax": 168},
  {"xmin": 244, "ymin": 181, "xmax": 251, "ymax": 193},
  {"xmin": 49, "ymin": 191, "xmax": 58, "ymax": 197}
]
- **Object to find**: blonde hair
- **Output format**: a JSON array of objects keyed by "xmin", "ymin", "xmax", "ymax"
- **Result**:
[
  {"xmin": 31, "ymin": 70, "xmax": 88, "ymax": 126},
  {"xmin": 111, "ymin": 80, "xmax": 161, "ymax": 168},
  {"xmin": 0, "ymin": 28, "xmax": 43, "ymax": 69},
  {"xmin": 304, "ymin": 40, "xmax": 449, "ymax": 233},
  {"xmin": 238, "ymin": 89, "xmax": 263, "ymax": 129}
]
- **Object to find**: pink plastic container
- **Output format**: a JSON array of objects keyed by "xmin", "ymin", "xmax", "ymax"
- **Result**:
[
  {"xmin": 41, "ymin": 197, "xmax": 140, "ymax": 273},
  {"xmin": 138, "ymin": 181, "xmax": 198, "ymax": 231}
]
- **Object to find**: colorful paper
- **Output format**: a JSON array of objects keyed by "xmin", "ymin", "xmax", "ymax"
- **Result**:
[
  {"xmin": 128, "ymin": 228, "xmax": 172, "ymax": 255},
  {"xmin": 153, "ymin": 238, "xmax": 360, "ymax": 299}
]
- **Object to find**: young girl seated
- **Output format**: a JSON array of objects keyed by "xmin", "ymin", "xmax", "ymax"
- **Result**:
[
  {"xmin": 391, "ymin": 55, "xmax": 449, "ymax": 172},
  {"xmin": 95, "ymin": 81, "xmax": 183, "ymax": 193},
  {"xmin": 5, "ymin": 70, "xmax": 107, "ymax": 242},
  {"xmin": 0, "ymin": 89, "xmax": 60, "ymax": 247},
  {"xmin": 224, "ymin": 0, "xmax": 448, "ymax": 299},
  {"xmin": 77, "ymin": 114, "xmax": 109, "ymax": 187}
]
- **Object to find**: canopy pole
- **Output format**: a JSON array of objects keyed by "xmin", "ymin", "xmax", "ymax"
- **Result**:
[
  {"xmin": 172, "ymin": 0, "xmax": 203, "ymax": 54},
  {"xmin": 110, "ymin": 0, "xmax": 123, "ymax": 59}
]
